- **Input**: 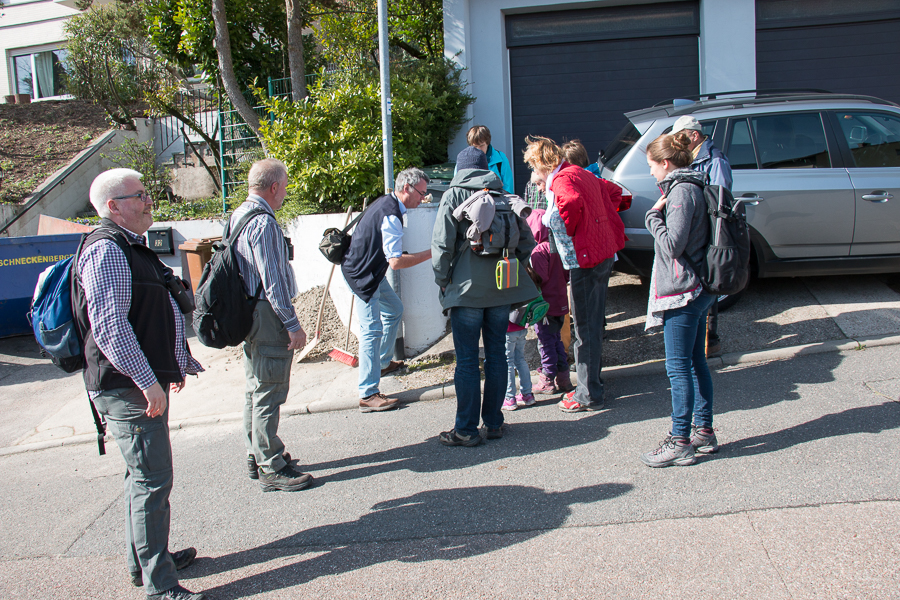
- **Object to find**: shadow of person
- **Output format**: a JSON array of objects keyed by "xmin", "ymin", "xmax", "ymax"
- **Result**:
[
  {"xmin": 190, "ymin": 482, "xmax": 632, "ymax": 598},
  {"xmin": 725, "ymin": 400, "xmax": 900, "ymax": 457}
]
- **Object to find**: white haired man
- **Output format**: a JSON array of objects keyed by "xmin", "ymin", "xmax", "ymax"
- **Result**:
[
  {"xmin": 231, "ymin": 158, "xmax": 311, "ymax": 492},
  {"xmin": 341, "ymin": 167, "xmax": 433, "ymax": 411},
  {"xmin": 670, "ymin": 115, "xmax": 734, "ymax": 357},
  {"xmin": 73, "ymin": 168, "xmax": 206, "ymax": 600}
]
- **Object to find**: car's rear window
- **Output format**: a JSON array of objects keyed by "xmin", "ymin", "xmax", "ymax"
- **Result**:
[{"xmin": 599, "ymin": 122, "xmax": 641, "ymax": 172}]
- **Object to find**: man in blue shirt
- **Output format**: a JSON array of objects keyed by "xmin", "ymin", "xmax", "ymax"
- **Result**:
[{"xmin": 341, "ymin": 167, "xmax": 432, "ymax": 412}]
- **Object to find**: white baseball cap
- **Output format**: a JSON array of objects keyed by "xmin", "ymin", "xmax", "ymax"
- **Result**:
[{"xmin": 671, "ymin": 115, "xmax": 702, "ymax": 133}]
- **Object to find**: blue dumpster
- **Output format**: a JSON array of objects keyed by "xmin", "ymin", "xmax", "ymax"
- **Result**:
[{"xmin": 0, "ymin": 233, "xmax": 83, "ymax": 338}]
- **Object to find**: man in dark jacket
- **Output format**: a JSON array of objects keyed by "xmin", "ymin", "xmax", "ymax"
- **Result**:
[
  {"xmin": 432, "ymin": 147, "xmax": 538, "ymax": 446},
  {"xmin": 74, "ymin": 168, "xmax": 205, "ymax": 600},
  {"xmin": 671, "ymin": 115, "xmax": 734, "ymax": 357},
  {"xmin": 341, "ymin": 167, "xmax": 432, "ymax": 412}
]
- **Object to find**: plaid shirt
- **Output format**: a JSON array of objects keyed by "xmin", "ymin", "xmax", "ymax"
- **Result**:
[
  {"xmin": 78, "ymin": 227, "xmax": 203, "ymax": 399},
  {"xmin": 231, "ymin": 195, "xmax": 300, "ymax": 331}
]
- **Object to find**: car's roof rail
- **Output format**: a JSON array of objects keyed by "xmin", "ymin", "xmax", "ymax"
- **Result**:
[{"xmin": 651, "ymin": 88, "xmax": 833, "ymax": 106}]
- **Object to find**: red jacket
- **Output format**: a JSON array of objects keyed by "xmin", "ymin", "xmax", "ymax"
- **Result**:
[{"xmin": 551, "ymin": 162, "xmax": 625, "ymax": 269}]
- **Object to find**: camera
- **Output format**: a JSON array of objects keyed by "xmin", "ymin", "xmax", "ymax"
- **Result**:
[{"xmin": 165, "ymin": 273, "xmax": 195, "ymax": 314}]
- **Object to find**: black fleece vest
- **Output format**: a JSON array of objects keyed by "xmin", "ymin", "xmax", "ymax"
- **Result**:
[
  {"xmin": 340, "ymin": 194, "xmax": 403, "ymax": 303},
  {"xmin": 73, "ymin": 220, "xmax": 181, "ymax": 392}
]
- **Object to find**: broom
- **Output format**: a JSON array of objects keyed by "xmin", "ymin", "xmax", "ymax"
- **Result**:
[{"xmin": 329, "ymin": 199, "xmax": 367, "ymax": 367}]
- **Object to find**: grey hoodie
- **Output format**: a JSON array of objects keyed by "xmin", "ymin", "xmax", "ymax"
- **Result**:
[
  {"xmin": 645, "ymin": 168, "xmax": 710, "ymax": 298},
  {"xmin": 432, "ymin": 169, "xmax": 537, "ymax": 311}
]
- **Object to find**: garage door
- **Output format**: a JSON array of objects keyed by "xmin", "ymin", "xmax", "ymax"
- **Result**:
[
  {"xmin": 506, "ymin": 2, "xmax": 699, "ymax": 194},
  {"xmin": 756, "ymin": 0, "xmax": 900, "ymax": 105}
]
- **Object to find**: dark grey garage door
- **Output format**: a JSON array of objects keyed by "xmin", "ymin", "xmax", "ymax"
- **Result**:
[
  {"xmin": 507, "ymin": 2, "xmax": 699, "ymax": 193},
  {"xmin": 757, "ymin": 1, "xmax": 900, "ymax": 105}
]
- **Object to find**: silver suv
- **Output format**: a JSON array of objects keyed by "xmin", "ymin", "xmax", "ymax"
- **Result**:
[{"xmin": 599, "ymin": 91, "xmax": 900, "ymax": 285}]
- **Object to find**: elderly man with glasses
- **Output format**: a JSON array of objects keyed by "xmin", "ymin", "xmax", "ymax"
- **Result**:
[
  {"xmin": 73, "ymin": 168, "xmax": 206, "ymax": 600},
  {"xmin": 340, "ymin": 167, "xmax": 432, "ymax": 412}
]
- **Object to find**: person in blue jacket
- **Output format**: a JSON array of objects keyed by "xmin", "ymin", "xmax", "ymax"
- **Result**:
[{"xmin": 461, "ymin": 125, "xmax": 516, "ymax": 195}]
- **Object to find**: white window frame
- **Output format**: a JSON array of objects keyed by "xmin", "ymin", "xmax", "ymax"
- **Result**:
[{"xmin": 9, "ymin": 43, "xmax": 71, "ymax": 101}]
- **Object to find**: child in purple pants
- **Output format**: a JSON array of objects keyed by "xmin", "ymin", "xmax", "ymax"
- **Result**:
[{"xmin": 527, "ymin": 209, "xmax": 573, "ymax": 394}]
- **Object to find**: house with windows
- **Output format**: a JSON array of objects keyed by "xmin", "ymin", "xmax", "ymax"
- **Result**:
[
  {"xmin": 0, "ymin": 0, "xmax": 82, "ymax": 101},
  {"xmin": 444, "ymin": 0, "xmax": 900, "ymax": 194}
]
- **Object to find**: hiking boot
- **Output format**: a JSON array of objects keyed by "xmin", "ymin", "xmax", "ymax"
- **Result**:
[
  {"xmin": 691, "ymin": 425, "xmax": 719, "ymax": 454},
  {"xmin": 558, "ymin": 390, "xmax": 601, "ymax": 413},
  {"xmin": 381, "ymin": 360, "xmax": 405, "ymax": 376},
  {"xmin": 247, "ymin": 452, "xmax": 291, "ymax": 480},
  {"xmin": 555, "ymin": 370, "xmax": 574, "ymax": 393},
  {"xmin": 359, "ymin": 393, "xmax": 399, "ymax": 413},
  {"xmin": 640, "ymin": 435, "xmax": 696, "ymax": 468},
  {"xmin": 481, "ymin": 425, "xmax": 504, "ymax": 440},
  {"xmin": 147, "ymin": 584, "xmax": 205, "ymax": 600},
  {"xmin": 501, "ymin": 396, "xmax": 518, "ymax": 411},
  {"xmin": 517, "ymin": 392, "xmax": 536, "ymax": 407},
  {"xmin": 131, "ymin": 547, "xmax": 197, "ymax": 587},
  {"xmin": 258, "ymin": 464, "xmax": 314, "ymax": 492},
  {"xmin": 533, "ymin": 371, "xmax": 557, "ymax": 394},
  {"xmin": 438, "ymin": 429, "xmax": 483, "ymax": 447}
]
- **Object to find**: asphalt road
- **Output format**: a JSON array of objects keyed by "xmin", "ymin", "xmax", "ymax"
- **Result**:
[{"xmin": 1, "ymin": 342, "xmax": 899, "ymax": 599}]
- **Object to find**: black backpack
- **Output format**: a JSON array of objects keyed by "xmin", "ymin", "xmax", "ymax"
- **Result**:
[
  {"xmin": 192, "ymin": 208, "xmax": 268, "ymax": 348},
  {"xmin": 681, "ymin": 183, "xmax": 751, "ymax": 296}
]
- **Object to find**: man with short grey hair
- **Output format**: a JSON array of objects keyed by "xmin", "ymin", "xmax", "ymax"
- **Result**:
[
  {"xmin": 341, "ymin": 167, "xmax": 432, "ymax": 411},
  {"xmin": 75, "ymin": 168, "xmax": 206, "ymax": 600},
  {"xmin": 231, "ymin": 158, "xmax": 312, "ymax": 492}
]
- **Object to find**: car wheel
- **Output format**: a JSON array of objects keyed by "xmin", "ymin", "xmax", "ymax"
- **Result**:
[{"xmin": 717, "ymin": 290, "xmax": 744, "ymax": 312}]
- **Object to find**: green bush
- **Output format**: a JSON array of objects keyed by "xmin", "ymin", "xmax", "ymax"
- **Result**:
[
  {"xmin": 102, "ymin": 138, "xmax": 172, "ymax": 206},
  {"xmin": 260, "ymin": 59, "xmax": 472, "ymax": 214}
]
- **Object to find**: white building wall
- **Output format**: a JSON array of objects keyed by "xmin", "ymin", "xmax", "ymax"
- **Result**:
[
  {"xmin": 0, "ymin": 0, "xmax": 79, "ymax": 98},
  {"xmin": 444, "ymin": 0, "xmax": 758, "ymax": 157}
]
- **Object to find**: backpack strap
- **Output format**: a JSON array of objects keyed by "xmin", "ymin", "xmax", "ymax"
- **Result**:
[{"xmin": 224, "ymin": 207, "xmax": 275, "ymax": 301}]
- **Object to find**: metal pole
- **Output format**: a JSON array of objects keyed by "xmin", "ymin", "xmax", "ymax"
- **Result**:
[{"xmin": 377, "ymin": 0, "xmax": 404, "ymax": 361}]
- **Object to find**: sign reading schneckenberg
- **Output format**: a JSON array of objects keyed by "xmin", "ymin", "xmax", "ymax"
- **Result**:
[{"xmin": 0, "ymin": 253, "xmax": 74, "ymax": 267}]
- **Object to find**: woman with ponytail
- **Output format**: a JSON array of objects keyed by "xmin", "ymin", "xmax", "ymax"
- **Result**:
[{"xmin": 640, "ymin": 131, "xmax": 719, "ymax": 467}]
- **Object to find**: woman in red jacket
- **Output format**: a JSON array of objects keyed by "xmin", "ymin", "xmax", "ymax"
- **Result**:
[{"xmin": 523, "ymin": 136, "xmax": 625, "ymax": 411}]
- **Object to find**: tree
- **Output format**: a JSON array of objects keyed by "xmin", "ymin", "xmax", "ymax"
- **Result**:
[{"xmin": 286, "ymin": 0, "xmax": 307, "ymax": 101}]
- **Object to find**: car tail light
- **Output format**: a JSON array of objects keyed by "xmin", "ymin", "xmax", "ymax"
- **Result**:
[{"xmin": 616, "ymin": 183, "xmax": 633, "ymax": 212}]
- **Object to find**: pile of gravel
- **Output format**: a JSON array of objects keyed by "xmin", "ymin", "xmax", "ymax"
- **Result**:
[{"xmin": 293, "ymin": 285, "xmax": 359, "ymax": 362}]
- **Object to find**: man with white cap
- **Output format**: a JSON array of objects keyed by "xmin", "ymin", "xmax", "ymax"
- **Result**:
[{"xmin": 670, "ymin": 114, "xmax": 733, "ymax": 357}]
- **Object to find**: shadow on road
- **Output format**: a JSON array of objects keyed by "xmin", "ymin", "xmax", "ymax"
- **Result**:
[{"xmin": 190, "ymin": 482, "xmax": 632, "ymax": 598}]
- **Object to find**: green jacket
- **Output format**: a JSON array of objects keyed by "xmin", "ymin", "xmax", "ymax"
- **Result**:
[{"xmin": 432, "ymin": 169, "xmax": 538, "ymax": 311}]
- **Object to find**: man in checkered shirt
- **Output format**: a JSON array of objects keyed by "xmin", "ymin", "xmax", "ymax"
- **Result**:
[{"xmin": 73, "ymin": 169, "xmax": 206, "ymax": 600}]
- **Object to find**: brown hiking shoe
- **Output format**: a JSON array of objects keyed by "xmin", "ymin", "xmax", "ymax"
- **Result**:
[
  {"xmin": 359, "ymin": 393, "xmax": 400, "ymax": 413},
  {"xmin": 381, "ymin": 360, "xmax": 405, "ymax": 376}
]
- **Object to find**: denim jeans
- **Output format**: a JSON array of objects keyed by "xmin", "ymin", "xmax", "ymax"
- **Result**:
[
  {"xmin": 91, "ymin": 386, "xmax": 178, "ymax": 595},
  {"xmin": 505, "ymin": 328, "xmax": 531, "ymax": 397},
  {"xmin": 663, "ymin": 292, "xmax": 716, "ymax": 438},
  {"xmin": 356, "ymin": 277, "xmax": 404, "ymax": 398},
  {"xmin": 569, "ymin": 257, "xmax": 614, "ymax": 405},
  {"xmin": 450, "ymin": 305, "xmax": 510, "ymax": 437}
]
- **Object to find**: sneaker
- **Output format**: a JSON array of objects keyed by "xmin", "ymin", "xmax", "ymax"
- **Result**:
[
  {"xmin": 501, "ymin": 396, "xmax": 518, "ymax": 411},
  {"xmin": 481, "ymin": 425, "xmax": 504, "ymax": 440},
  {"xmin": 438, "ymin": 429, "xmax": 483, "ymax": 447},
  {"xmin": 640, "ymin": 435, "xmax": 696, "ymax": 468},
  {"xmin": 258, "ymin": 464, "xmax": 314, "ymax": 492},
  {"xmin": 533, "ymin": 371, "xmax": 557, "ymax": 394},
  {"xmin": 247, "ymin": 452, "xmax": 291, "ymax": 480},
  {"xmin": 359, "ymin": 393, "xmax": 400, "ymax": 413},
  {"xmin": 131, "ymin": 548, "xmax": 197, "ymax": 587},
  {"xmin": 147, "ymin": 584, "xmax": 206, "ymax": 600},
  {"xmin": 555, "ymin": 370, "xmax": 575, "ymax": 392},
  {"xmin": 558, "ymin": 390, "xmax": 601, "ymax": 412},
  {"xmin": 690, "ymin": 425, "xmax": 719, "ymax": 454},
  {"xmin": 517, "ymin": 392, "xmax": 536, "ymax": 407}
]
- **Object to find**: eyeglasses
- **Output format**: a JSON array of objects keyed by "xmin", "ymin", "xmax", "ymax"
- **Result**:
[
  {"xmin": 409, "ymin": 185, "xmax": 428, "ymax": 198},
  {"xmin": 113, "ymin": 191, "xmax": 152, "ymax": 203}
]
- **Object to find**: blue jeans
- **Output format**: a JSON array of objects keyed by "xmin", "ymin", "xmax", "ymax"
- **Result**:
[
  {"xmin": 505, "ymin": 328, "xmax": 531, "ymax": 397},
  {"xmin": 450, "ymin": 305, "xmax": 510, "ymax": 437},
  {"xmin": 356, "ymin": 277, "xmax": 404, "ymax": 398},
  {"xmin": 663, "ymin": 292, "xmax": 716, "ymax": 438}
]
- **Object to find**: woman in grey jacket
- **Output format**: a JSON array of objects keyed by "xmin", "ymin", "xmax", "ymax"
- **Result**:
[{"xmin": 640, "ymin": 132, "xmax": 718, "ymax": 468}]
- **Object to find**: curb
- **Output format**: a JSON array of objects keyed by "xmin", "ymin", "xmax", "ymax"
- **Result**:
[{"xmin": 3, "ymin": 333, "xmax": 899, "ymax": 457}]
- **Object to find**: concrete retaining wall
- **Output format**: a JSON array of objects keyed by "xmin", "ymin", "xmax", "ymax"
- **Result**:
[{"xmin": 1, "ymin": 118, "xmax": 154, "ymax": 237}]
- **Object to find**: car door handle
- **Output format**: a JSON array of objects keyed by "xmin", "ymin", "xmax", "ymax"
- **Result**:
[
  {"xmin": 862, "ymin": 191, "xmax": 893, "ymax": 203},
  {"xmin": 736, "ymin": 194, "xmax": 764, "ymax": 206}
]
